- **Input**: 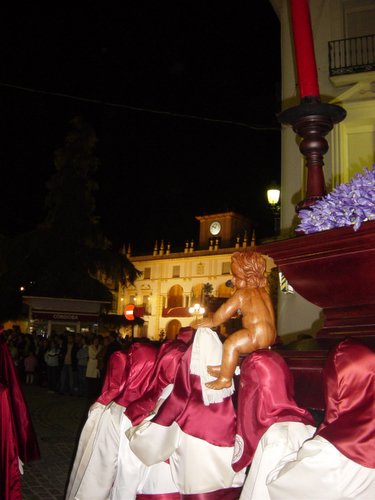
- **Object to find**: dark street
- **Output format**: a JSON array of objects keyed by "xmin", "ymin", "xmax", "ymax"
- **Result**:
[{"xmin": 20, "ymin": 384, "xmax": 90, "ymax": 500}]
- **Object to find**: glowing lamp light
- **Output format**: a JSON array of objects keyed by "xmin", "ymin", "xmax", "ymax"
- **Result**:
[
  {"xmin": 189, "ymin": 303, "xmax": 205, "ymax": 321},
  {"xmin": 267, "ymin": 188, "xmax": 281, "ymax": 206},
  {"xmin": 267, "ymin": 186, "xmax": 281, "ymax": 236},
  {"xmin": 189, "ymin": 303, "xmax": 205, "ymax": 315}
]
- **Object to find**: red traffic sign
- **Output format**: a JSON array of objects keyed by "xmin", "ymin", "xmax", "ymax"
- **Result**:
[{"xmin": 124, "ymin": 304, "xmax": 135, "ymax": 321}]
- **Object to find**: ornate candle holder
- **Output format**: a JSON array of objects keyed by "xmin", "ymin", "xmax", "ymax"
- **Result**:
[{"xmin": 278, "ymin": 96, "xmax": 346, "ymax": 211}]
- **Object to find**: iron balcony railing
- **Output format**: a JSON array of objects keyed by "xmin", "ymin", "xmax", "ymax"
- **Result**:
[{"xmin": 329, "ymin": 34, "xmax": 375, "ymax": 76}]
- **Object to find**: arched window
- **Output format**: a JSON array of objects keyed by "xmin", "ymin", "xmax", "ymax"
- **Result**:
[
  {"xmin": 167, "ymin": 285, "xmax": 184, "ymax": 308},
  {"xmin": 191, "ymin": 283, "xmax": 204, "ymax": 305},
  {"xmin": 166, "ymin": 319, "xmax": 182, "ymax": 340}
]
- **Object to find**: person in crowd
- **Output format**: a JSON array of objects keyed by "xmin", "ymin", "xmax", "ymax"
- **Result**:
[
  {"xmin": 112, "ymin": 333, "xmax": 193, "ymax": 499},
  {"xmin": 59, "ymin": 333, "xmax": 76, "ymax": 395},
  {"xmin": 231, "ymin": 349, "xmax": 316, "ymax": 500},
  {"xmin": 193, "ymin": 250, "xmax": 277, "ymax": 390},
  {"xmin": 71, "ymin": 333, "xmax": 82, "ymax": 395},
  {"xmin": 8, "ymin": 338, "xmax": 20, "ymax": 371},
  {"xmin": 125, "ymin": 327, "xmax": 194, "ymax": 427},
  {"xmin": 66, "ymin": 341, "xmax": 159, "ymax": 500},
  {"xmin": 24, "ymin": 349, "xmax": 38, "ymax": 385},
  {"xmin": 267, "ymin": 339, "xmax": 375, "ymax": 499},
  {"xmin": 96, "ymin": 334, "xmax": 109, "ymax": 390},
  {"xmin": 85, "ymin": 334, "xmax": 102, "ymax": 400},
  {"xmin": 67, "ymin": 329, "xmax": 194, "ymax": 500},
  {"xmin": 76, "ymin": 335, "xmax": 89, "ymax": 397},
  {"xmin": 35, "ymin": 335, "xmax": 48, "ymax": 387},
  {"xmin": 44, "ymin": 338, "xmax": 61, "ymax": 393},
  {"xmin": 128, "ymin": 327, "xmax": 247, "ymax": 498},
  {"xmin": 0, "ymin": 382, "xmax": 23, "ymax": 499},
  {"xmin": 17, "ymin": 333, "xmax": 34, "ymax": 382},
  {"xmin": 0, "ymin": 331, "xmax": 41, "ymax": 466}
]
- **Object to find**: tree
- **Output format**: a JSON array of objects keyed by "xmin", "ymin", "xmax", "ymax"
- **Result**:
[
  {"xmin": 0, "ymin": 116, "xmax": 140, "ymax": 321},
  {"xmin": 202, "ymin": 282, "xmax": 214, "ymax": 305}
]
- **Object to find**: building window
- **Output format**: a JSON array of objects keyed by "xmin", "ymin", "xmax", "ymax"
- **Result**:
[
  {"xmin": 143, "ymin": 295, "xmax": 151, "ymax": 315},
  {"xmin": 143, "ymin": 267, "xmax": 151, "ymax": 279},
  {"xmin": 197, "ymin": 263, "xmax": 205, "ymax": 275},
  {"xmin": 222, "ymin": 262, "xmax": 231, "ymax": 274},
  {"xmin": 172, "ymin": 265, "xmax": 180, "ymax": 278}
]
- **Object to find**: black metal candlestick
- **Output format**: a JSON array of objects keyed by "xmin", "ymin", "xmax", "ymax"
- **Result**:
[{"xmin": 278, "ymin": 96, "xmax": 346, "ymax": 212}]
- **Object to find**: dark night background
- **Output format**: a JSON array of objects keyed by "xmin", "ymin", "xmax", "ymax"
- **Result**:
[{"xmin": 0, "ymin": 4, "xmax": 281, "ymax": 254}]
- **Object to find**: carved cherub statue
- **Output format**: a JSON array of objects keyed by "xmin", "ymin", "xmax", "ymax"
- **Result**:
[{"xmin": 192, "ymin": 250, "xmax": 277, "ymax": 390}]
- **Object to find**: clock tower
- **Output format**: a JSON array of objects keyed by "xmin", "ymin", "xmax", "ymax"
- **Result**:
[{"xmin": 195, "ymin": 212, "xmax": 252, "ymax": 248}]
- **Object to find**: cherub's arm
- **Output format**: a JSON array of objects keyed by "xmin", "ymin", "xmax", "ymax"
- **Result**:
[{"xmin": 192, "ymin": 293, "xmax": 241, "ymax": 328}]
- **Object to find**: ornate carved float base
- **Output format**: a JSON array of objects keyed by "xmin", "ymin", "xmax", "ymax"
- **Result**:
[{"xmin": 259, "ymin": 220, "xmax": 375, "ymax": 345}]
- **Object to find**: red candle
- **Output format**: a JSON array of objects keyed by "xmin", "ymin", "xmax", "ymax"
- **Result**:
[{"xmin": 290, "ymin": 0, "xmax": 320, "ymax": 98}]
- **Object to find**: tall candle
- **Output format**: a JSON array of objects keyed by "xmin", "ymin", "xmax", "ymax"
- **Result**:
[{"xmin": 290, "ymin": 0, "xmax": 320, "ymax": 98}]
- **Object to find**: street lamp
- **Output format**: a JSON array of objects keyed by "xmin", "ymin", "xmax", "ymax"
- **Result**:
[
  {"xmin": 267, "ymin": 186, "xmax": 281, "ymax": 235},
  {"xmin": 189, "ymin": 303, "xmax": 205, "ymax": 322}
]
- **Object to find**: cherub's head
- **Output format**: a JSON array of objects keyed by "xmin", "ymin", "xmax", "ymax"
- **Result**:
[{"xmin": 230, "ymin": 251, "xmax": 267, "ymax": 289}]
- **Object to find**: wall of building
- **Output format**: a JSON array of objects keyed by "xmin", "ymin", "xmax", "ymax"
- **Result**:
[{"xmin": 119, "ymin": 248, "xmax": 276, "ymax": 341}]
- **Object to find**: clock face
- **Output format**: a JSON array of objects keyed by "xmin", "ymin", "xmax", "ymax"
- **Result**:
[{"xmin": 209, "ymin": 221, "xmax": 221, "ymax": 236}]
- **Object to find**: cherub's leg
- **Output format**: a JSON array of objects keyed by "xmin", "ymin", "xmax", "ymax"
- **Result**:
[
  {"xmin": 206, "ymin": 329, "xmax": 251, "ymax": 390},
  {"xmin": 207, "ymin": 365, "xmax": 220, "ymax": 376}
]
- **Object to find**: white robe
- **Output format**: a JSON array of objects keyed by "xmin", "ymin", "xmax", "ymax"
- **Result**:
[
  {"xmin": 127, "ymin": 328, "xmax": 246, "ymax": 495},
  {"xmin": 239, "ymin": 421, "xmax": 316, "ymax": 500},
  {"xmin": 66, "ymin": 386, "xmax": 178, "ymax": 500},
  {"xmin": 267, "ymin": 435, "xmax": 375, "ymax": 500},
  {"xmin": 110, "ymin": 402, "xmax": 177, "ymax": 499},
  {"xmin": 65, "ymin": 402, "xmax": 107, "ymax": 500},
  {"xmin": 72, "ymin": 402, "xmax": 124, "ymax": 500},
  {"xmin": 128, "ymin": 419, "xmax": 246, "ymax": 495}
]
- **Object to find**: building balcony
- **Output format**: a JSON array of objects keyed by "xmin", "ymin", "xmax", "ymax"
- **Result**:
[
  {"xmin": 329, "ymin": 34, "xmax": 375, "ymax": 76},
  {"xmin": 162, "ymin": 307, "xmax": 192, "ymax": 318}
]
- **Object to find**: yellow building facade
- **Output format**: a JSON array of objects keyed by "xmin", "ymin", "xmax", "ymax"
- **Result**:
[{"xmin": 118, "ymin": 212, "xmax": 276, "ymax": 340}]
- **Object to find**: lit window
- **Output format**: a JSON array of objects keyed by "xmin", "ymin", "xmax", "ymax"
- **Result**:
[
  {"xmin": 172, "ymin": 265, "xmax": 180, "ymax": 278},
  {"xmin": 143, "ymin": 267, "xmax": 151, "ymax": 279},
  {"xmin": 222, "ymin": 262, "xmax": 231, "ymax": 274}
]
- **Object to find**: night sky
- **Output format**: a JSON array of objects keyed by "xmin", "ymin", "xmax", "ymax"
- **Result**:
[{"xmin": 0, "ymin": 4, "xmax": 281, "ymax": 254}]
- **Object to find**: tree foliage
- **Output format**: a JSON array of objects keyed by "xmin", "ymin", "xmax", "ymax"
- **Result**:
[{"xmin": 0, "ymin": 116, "xmax": 140, "ymax": 321}]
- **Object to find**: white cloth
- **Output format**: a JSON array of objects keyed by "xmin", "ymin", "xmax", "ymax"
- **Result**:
[
  {"xmin": 129, "ymin": 420, "xmax": 246, "ymax": 494},
  {"xmin": 190, "ymin": 327, "xmax": 234, "ymax": 405},
  {"xmin": 67, "ymin": 386, "xmax": 179, "ymax": 500},
  {"xmin": 139, "ymin": 462, "xmax": 177, "ymax": 495},
  {"xmin": 109, "ymin": 409, "xmax": 178, "ymax": 499},
  {"xmin": 128, "ymin": 328, "xmax": 246, "ymax": 494},
  {"xmin": 65, "ymin": 403, "xmax": 106, "ymax": 500},
  {"xmin": 239, "ymin": 421, "xmax": 316, "ymax": 500},
  {"xmin": 74, "ymin": 402, "xmax": 124, "ymax": 500},
  {"xmin": 267, "ymin": 435, "xmax": 375, "ymax": 500}
]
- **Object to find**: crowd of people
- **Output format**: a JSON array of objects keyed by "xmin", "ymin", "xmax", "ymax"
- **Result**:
[{"xmin": 2, "ymin": 327, "xmax": 134, "ymax": 400}]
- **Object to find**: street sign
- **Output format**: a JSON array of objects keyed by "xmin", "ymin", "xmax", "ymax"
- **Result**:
[{"xmin": 124, "ymin": 304, "xmax": 135, "ymax": 321}]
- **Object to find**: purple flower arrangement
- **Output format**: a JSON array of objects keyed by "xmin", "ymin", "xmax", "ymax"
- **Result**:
[{"xmin": 297, "ymin": 165, "xmax": 375, "ymax": 234}]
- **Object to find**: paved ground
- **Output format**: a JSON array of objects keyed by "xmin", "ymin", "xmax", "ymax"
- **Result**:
[{"xmin": 20, "ymin": 384, "xmax": 91, "ymax": 500}]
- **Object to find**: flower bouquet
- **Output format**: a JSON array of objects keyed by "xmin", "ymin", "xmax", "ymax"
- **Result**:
[{"xmin": 297, "ymin": 166, "xmax": 375, "ymax": 234}]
